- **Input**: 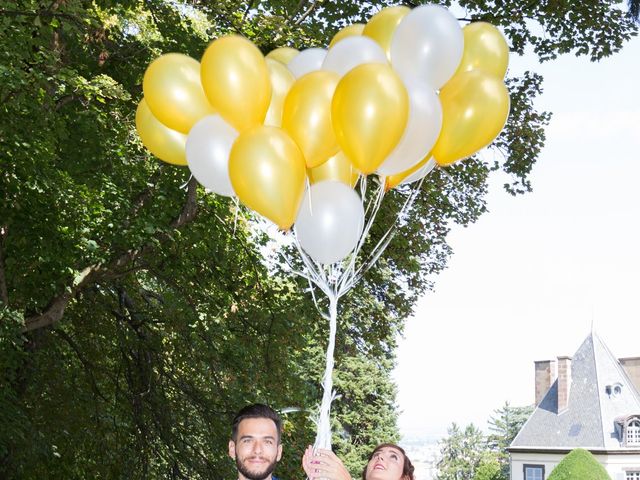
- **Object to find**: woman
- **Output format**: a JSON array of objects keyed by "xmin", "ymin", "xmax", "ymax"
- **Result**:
[{"xmin": 303, "ymin": 443, "xmax": 415, "ymax": 480}]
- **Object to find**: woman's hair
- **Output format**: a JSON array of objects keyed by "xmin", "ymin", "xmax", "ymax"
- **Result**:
[{"xmin": 361, "ymin": 443, "xmax": 415, "ymax": 480}]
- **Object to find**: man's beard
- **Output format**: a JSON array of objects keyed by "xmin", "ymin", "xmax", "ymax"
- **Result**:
[{"xmin": 236, "ymin": 455, "xmax": 278, "ymax": 480}]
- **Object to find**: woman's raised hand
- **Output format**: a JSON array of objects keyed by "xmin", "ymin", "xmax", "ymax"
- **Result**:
[{"xmin": 302, "ymin": 446, "xmax": 352, "ymax": 480}]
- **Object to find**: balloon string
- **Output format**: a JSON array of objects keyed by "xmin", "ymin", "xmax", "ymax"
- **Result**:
[
  {"xmin": 293, "ymin": 234, "xmax": 331, "ymax": 296},
  {"xmin": 309, "ymin": 283, "xmax": 329, "ymax": 321},
  {"xmin": 292, "ymin": 168, "xmax": 433, "ymax": 451},
  {"xmin": 361, "ymin": 175, "xmax": 384, "ymax": 220},
  {"xmin": 232, "ymin": 197, "xmax": 240, "ymax": 235},
  {"xmin": 306, "ymin": 177, "xmax": 314, "ymax": 216},
  {"xmin": 279, "ymin": 250, "xmax": 314, "ymax": 284},
  {"xmin": 359, "ymin": 174, "xmax": 367, "ymax": 200},
  {"xmin": 180, "ymin": 174, "xmax": 194, "ymax": 190},
  {"xmin": 351, "ymin": 174, "xmax": 427, "ymax": 285},
  {"xmin": 436, "ymin": 165, "xmax": 453, "ymax": 182},
  {"xmin": 313, "ymin": 293, "xmax": 338, "ymax": 450},
  {"xmin": 337, "ymin": 180, "xmax": 385, "ymax": 295}
]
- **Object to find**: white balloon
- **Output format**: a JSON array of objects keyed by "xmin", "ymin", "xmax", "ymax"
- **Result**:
[
  {"xmin": 288, "ymin": 48, "xmax": 327, "ymax": 78},
  {"xmin": 295, "ymin": 181, "xmax": 364, "ymax": 265},
  {"xmin": 186, "ymin": 115, "xmax": 237, "ymax": 196},
  {"xmin": 390, "ymin": 5, "xmax": 463, "ymax": 89},
  {"xmin": 400, "ymin": 157, "xmax": 437, "ymax": 186},
  {"xmin": 322, "ymin": 36, "xmax": 387, "ymax": 76},
  {"xmin": 377, "ymin": 79, "xmax": 442, "ymax": 176}
]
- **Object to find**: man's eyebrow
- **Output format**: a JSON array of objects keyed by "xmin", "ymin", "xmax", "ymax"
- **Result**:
[{"xmin": 238, "ymin": 434, "xmax": 276, "ymax": 440}]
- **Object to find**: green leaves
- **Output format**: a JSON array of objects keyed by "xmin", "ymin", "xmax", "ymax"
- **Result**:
[
  {"xmin": 0, "ymin": 0, "xmax": 636, "ymax": 477},
  {"xmin": 459, "ymin": 0, "xmax": 638, "ymax": 61},
  {"xmin": 547, "ymin": 448, "xmax": 612, "ymax": 480},
  {"xmin": 436, "ymin": 423, "xmax": 488, "ymax": 480},
  {"xmin": 435, "ymin": 402, "xmax": 533, "ymax": 480}
]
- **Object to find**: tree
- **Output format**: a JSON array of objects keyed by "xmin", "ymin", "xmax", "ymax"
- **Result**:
[
  {"xmin": 629, "ymin": 0, "xmax": 640, "ymax": 22},
  {"xmin": 435, "ymin": 402, "xmax": 533, "ymax": 480},
  {"xmin": 435, "ymin": 423, "xmax": 486, "ymax": 480},
  {"xmin": 547, "ymin": 449, "xmax": 612, "ymax": 480},
  {"xmin": 487, "ymin": 402, "xmax": 534, "ymax": 478},
  {"xmin": 1, "ymin": 0, "xmax": 637, "ymax": 478},
  {"xmin": 475, "ymin": 454, "xmax": 504, "ymax": 480}
]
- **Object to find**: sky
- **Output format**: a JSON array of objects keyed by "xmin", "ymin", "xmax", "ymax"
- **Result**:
[{"xmin": 393, "ymin": 33, "xmax": 640, "ymax": 439}]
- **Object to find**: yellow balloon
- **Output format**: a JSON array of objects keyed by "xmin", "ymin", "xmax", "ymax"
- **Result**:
[
  {"xmin": 332, "ymin": 63, "xmax": 409, "ymax": 175},
  {"xmin": 282, "ymin": 70, "xmax": 340, "ymax": 168},
  {"xmin": 264, "ymin": 59, "xmax": 296, "ymax": 128},
  {"xmin": 362, "ymin": 6, "xmax": 410, "ymax": 60},
  {"xmin": 385, "ymin": 154, "xmax": 430, "ymax": 191},
  {"xmin": 455, "ymin": 22, "xmax": 509, "ymax": 79},
  {"xmin": 229, "ymin": 126, "xmax": 306, "ymax": 230},
  {"xmin": 201, "ymin": 35, "xmax": 272, "ymax": 132},
  {"xmin": 142, "ymin": 53, "xmax": 215, "ymax": 134},
  {"xmin": 308, "ymin": 151, "xmax": 359, "ymax": 187},
  {"xmin": 329, "ymin": 24, "xmax": 365, "ymax": 48},
  {"xmin": 266, "ymin": 47, "xmax": 299, "ymax": 64},
  {"xmin": 433, "ymin": 70, "xmax": 510, "ymax": 167},
  {"xmin": 135, "ymin": 99, "xmax": 187, "ymax": 166}
]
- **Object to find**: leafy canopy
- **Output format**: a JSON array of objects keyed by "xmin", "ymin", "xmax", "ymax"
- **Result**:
[{"xmin": 0, "ymin": 0, "xmax": 637, "ymax": 478}]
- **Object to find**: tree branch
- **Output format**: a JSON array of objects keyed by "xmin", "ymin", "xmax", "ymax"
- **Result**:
[
  {"xmin": 123, "ymin": 170, "xmax": 162, "ymax": 229},
  {"xmin": 55, "ymin": 94, "xmax": 84, "ymax": 111},
  {"xmin": 53, "ymin": 328, "xmax": 109, "ymax": 402},
  {"xmin": 22, "ymin": 177, "xmax": 199, "ymax": 332},
  {"xmin": 0, "ymin": 225, "xmax": 8, "ymax": 306},
  {"xmin": 242, "ymin": 0, "xmax": 258, "ymax": 23},
  {"xmin": 0, "ymin": 9, "xmax": 85, "ymax": 27},
  {"xmin": 287, "ymin": 0, "xmax": 308, "ymax": 22},
  {"xmin": 293, "ymin": 0, "xmax": 319, "ymax": 26}
]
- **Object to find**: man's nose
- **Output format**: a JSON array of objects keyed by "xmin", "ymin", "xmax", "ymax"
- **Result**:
[{"xmin": 252, "ymin": 441, "xmax": 263, "ymax": 454}]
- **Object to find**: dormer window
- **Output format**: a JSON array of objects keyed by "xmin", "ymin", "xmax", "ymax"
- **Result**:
[{"xmin": 627, "ymin": 419, "xmax": 640, "ymax": 446}]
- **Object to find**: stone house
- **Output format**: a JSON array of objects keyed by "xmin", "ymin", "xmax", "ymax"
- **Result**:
[{"xmin": 509, "ymin": 332, "xmax": 640, "ymax": 480}]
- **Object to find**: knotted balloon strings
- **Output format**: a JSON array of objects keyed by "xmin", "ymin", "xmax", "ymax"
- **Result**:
[{"xmin": 284, "ymin": 173, "xmax": 428, "ymax": 450}]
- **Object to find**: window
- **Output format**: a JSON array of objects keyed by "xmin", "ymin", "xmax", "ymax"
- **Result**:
[
  {"xmin": 524, "ymin": 464, "xmax": 545, "ymax": 480},
  {"xmin": 626, "ymin": 472, "xmax": 640, "ymax": 480},
  {"xmin": 627, "ymin": 419, "xmax": 640, "ymax": 446},
  {"xmin": 606, "ymin": 382, "xmax": 624, "ymax": 397}
]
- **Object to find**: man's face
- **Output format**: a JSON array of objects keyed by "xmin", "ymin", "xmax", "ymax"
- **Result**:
[{"xmin": 229, "ymin": 417, "xmax": 282, "ymax": 480}]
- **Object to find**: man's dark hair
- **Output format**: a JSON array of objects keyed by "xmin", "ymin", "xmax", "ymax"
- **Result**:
[{"xmin": 231, "ymin": 403, "xmax": 282, "ymax": 444}]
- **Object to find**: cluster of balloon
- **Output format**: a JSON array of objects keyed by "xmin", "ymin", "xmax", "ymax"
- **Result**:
[{"xmin": 136, "ymin": 4, "xmax": 510, "ymax": 448}]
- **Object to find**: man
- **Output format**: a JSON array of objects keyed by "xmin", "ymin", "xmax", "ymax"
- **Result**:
[{"xmin": 229, "ymin": 403, "xmax": 283, "ymax": 480}]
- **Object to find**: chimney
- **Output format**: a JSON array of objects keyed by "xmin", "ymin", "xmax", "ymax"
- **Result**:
[
  {"xmin": 557, "ymin": 356, "xmax": 572, "ymax": 412},
  {"xmin": 535, "ymin": 360, "xmax": 554, "ymax": 406},
  {"xmin": 619, "ymin": 357, "xmax": 640, "ymax": 393}
]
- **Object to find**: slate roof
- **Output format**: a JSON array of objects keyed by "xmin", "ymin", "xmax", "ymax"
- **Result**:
[{"xmin": 510, "ymin": 332, "xmax": 640, "ymax": 450}]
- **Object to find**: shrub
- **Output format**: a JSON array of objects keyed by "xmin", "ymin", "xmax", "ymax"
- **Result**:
[{"xmin": 547, "ymin": 448, "xmax": 611, "ymax": 480}]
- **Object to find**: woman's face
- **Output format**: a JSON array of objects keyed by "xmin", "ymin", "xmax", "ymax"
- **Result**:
[{"xmin": 365, "ymin": 446, "xmax": 406, "ymax": 480}]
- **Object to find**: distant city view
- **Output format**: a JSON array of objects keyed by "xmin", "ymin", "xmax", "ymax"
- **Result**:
[{"xmin": 400, "ymin": 435, "xmax": 442, "ymax": 480}]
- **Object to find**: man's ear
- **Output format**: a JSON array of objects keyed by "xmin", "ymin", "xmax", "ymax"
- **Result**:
[
  {"xmin": 276, "ymin": 443, "xmax": 283, "ymax": 462},
  {"xmin": 229, "ymin": 440, "xmax": 236, "ymax": 459}
]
